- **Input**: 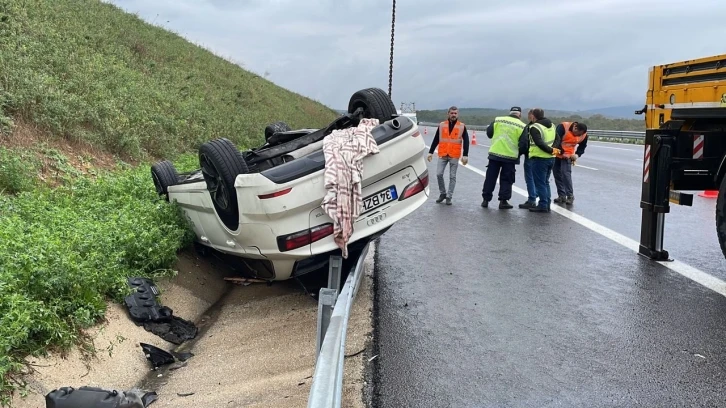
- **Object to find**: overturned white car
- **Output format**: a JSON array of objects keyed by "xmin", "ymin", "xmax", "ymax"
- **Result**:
[{"xmin": 151, "ymin": 88, "xmax": 429, "ymax": 281}]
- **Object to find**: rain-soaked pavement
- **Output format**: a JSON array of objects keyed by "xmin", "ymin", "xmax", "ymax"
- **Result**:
[{"xmin": 371, "ymin": 130, "xmax": 726, "ymax": 407}]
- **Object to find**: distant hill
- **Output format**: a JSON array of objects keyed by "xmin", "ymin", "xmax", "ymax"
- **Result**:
[
  {"xmin": 572, "ymin": 105, "xmax": 644, "ymax": 119},
  {"xmin": 335, "ymin": 105, "xmax": 646, "ymax": 130},
  {"xmin": 415, "ymin": 107, "xmax": 645, "ymax": 131}
]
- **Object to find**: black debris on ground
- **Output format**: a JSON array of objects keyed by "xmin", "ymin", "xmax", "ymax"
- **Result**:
[{"xmin": 123, "ymin": 277, "xmax": 199, "ymax": 344}]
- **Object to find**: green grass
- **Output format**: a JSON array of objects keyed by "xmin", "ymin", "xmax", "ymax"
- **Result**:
[
  {"xmin": 0, "ymin": 147, "xmax": 39, "ymax": 194},
  {"xmin": 0, "ymin": 0, "xmax": 341, "ymax": 404},
  {"xmin": 0, "ymin": 0, "xmax": 338, "ymax": 160}
]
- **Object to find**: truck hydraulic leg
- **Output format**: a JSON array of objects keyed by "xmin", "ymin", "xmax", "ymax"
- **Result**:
[{"xmin": 638, "ymin": 132, "xmax": 674, "ymax": 261}]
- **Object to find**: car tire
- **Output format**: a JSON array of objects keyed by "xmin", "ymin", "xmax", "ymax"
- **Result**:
[
  {"xmin": 151, "ymin": 160, "xmax": 179, "ymax": 201},
  {"xmin": 347, "ymin": 88, "xmax": 397, "ymax": 123},
  {"xmin": 198, "ymin": 138, "xmax": 250, "ymax": 231},
  {"xmin": 265, "ymin": 121, "xmax": 292, "ymax": 142},
  {"xmin": 717, "ymin": 175, "xmax": 726, "ymax": 260}
]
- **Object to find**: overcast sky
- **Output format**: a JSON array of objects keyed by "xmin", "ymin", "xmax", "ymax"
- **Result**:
[{"xmin": 108, "ymin": 0, "xmax": 726, "ymax": 112}]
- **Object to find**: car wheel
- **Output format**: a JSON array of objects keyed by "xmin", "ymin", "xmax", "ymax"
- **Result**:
[
  {"xmin": 198, "ymin": 138, "xmax": 250, "ymax": 231},
  {"xmin": 151, "ymin": 160, "xmax": 179, "ymax": 201},
  {"xmin": 347, "ymin": 87, "xmax": 397, "ymax": 123},
  {"xmin": 265, "ymin": 121, "xmax": 292, "ymax": 142}
]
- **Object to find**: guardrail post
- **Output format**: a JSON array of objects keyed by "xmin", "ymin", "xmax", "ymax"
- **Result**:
[
  {"xmin": 328, "ymin": 256, "xmax": 342, "ymax": 293},
  {"xmin": 315, "ymin": 255, "xmax": 343, "ymax": 356},
  {"xmin": 316, "ymin": 288, "xmax": 337, "ymax": 357}
]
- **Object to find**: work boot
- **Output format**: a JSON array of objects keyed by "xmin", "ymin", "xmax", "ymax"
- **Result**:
[
  {"xmin": 518, "ymin": 200, "xmax": 536, "ymax": 209},
  {"xmin": 553, "ymin": 196, "xmax": 567, "ymax": 204},
  {"xmin": 435, "ymin": 194, "xmax": 446, "ymax": 203},
  {"xmin": 481, "ymin": 200, "xmax": 489, "ymax": 208},
  {"xmin": 565, "ymin": 195, "xmax": 574, "ymax": 205},
  {"xmin": 529, "ymin": 206, "xmax": 551, "ymax": 213},
  {"xmin": 499, "ymin": 200, "xmax": 513, "ymax": 209},
  {"xmin": 445, "ymin": 197, "xmax": 452, "ymax": 205}
]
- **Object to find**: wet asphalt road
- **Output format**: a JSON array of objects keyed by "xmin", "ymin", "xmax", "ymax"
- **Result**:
[{"xmin": 372, "ymin": 129, "xmax": 726, "ymax": 407}]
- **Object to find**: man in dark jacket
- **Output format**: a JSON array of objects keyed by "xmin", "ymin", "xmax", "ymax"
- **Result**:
[
  {"xmin": 517, "ymin": 110, "xmax": 538, "ymax": 209},
  {"xmin": 518, "ymin": 108, "xmax": 561, "ymax": 212}
]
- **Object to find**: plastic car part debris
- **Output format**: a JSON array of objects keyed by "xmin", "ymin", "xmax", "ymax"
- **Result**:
[
  {"xmin": 140, "ymin": 343, "xmax": 175, "ymax": 369},
  {"xmin": 124, "ymin": 278, "xmax": 171, "ymax": 323},
  {"xmin": 45, "ymin": 386, "xmax": 157, "ymax": 408},
  {"xmin": 142, "ymin": 315, "xmax": 198, "ymax": 345},
  {"xmin": 123, "ymin": 277, "xmax": 198, "ymax": 344},
  {"xmin": 141, "ymin": 392, "xmax": 158, "ymax": 407}
]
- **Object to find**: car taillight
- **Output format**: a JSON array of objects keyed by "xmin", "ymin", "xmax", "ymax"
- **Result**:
[
  {"xmin": 277, "ymin": 223, "xmax": 334, "ymax": 252},
  {"xmin": 398, "ymin": 171, "xmax": 428, "ymax": 201},
  {"xmin": 310, "ymin": 223, "xmax": 334, "ymax": 242},
  {"xmin": 412, "ymin": 130, "xmax": 421, "ymax": 137},
  {"xmin": 258, "ymin": 187, "xmax": 292, "ymax": 199}
]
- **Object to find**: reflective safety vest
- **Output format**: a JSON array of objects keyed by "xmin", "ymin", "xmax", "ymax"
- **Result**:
[
  {"xmin": 529, "ymin": 122, "xmax": 556, "ymax": 159},
  {"xmin": 438, "ymin": 120, "xmax": 465, "ymax": 159},
  {"xmin": 557, "ymin": 121, "xmax": 587, "ymax": 158},
  {"xmin": 490, "ymin": 115, "xmax": 526, "ymax": 159}
]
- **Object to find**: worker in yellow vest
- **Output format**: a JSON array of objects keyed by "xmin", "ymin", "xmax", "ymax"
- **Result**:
[
  {"xmin": 481, "ymin": 106, "xmax": 526, "ymax": 209},
  {"xmin": 517, "ymin": 108, "xmax": 561, "ymax": 212},
  {"xmin": 517, "ymin": 109, "xmax": 539, "ymax": 209},
  {"xmin": 427, "ymin": 106, "xmax": 469, "ymax": 205}
]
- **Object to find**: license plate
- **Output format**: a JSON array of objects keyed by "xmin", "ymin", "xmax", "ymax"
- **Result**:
[{"xmin": 362, "ymin": 186, "xmax": 397, "ymax": 213}]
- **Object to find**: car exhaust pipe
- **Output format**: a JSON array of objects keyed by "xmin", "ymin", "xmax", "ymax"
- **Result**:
[{"xmin": 390, "ymin": 119, "xmax": 401, "ymax": 130}]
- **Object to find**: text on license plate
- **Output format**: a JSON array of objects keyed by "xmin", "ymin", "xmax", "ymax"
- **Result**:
[{"xmin": 363, "ymin": 186, "xmax": 398, "ymax": 212}]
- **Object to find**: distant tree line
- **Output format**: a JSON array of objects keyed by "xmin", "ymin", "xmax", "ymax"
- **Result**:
[{"xmin": 417, "ymin": 110, "xmax": 646, "ymax": 131}]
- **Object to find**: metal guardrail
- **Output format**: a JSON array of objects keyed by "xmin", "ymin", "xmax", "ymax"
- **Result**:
[
  {"xmin": 307, "ymin": 242, "xmax": 370, "ymax": 408},
  {"xmin": 583, "ymin": 129, "xmax": 645, "ymax": 140},
  {"xmin": 418, "ymin": 122, "xmax": 646, "ymax": 140}
]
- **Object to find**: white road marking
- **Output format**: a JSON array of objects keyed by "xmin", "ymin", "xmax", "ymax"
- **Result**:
[
  {"xmin": 425, "ymin": 145, "xmax": 726, "ymax": 298},
  {"xmin": 588, "ymin": 144, "xmax": 641, "ymax": 152},
  {"xmin": 589, "ymin": 140, "xmax": 645, "ymax": 148},
  {"xmin": 574, "ymin": 164, "xmax": 598, "ymax": 171}
]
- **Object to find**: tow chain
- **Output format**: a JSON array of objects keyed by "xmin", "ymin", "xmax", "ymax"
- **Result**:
[{"xmin": 388, "ymin": 0, "xmax": 396, "ymax": 98}]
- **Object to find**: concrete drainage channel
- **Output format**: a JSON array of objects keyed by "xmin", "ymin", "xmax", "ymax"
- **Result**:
[{"xmin": 14, "ymin": 243, "xmax": 376, "ymax": 407}]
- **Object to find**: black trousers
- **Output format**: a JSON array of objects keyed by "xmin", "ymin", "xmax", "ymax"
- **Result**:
[
  {"xmin": 553, "ymin": 158, "xmax": 573, "ymax": 197},
  {"xmin": 482, "ymin": 159, "xmax": 515, "ymax": 201}
]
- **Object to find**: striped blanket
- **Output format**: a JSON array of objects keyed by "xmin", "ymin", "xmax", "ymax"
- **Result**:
[{"xmin": 321, "ymin": 118, "xmax": 380, "ymax": 258}]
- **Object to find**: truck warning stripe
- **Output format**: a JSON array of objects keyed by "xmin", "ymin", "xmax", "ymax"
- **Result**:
[
  {"xmin": 693, "ymin": 134, "xmax": 705, "ymax": 159},
  {"xmin": 643, "ymin": 145, "xmax": 651, "ymax": 183}
]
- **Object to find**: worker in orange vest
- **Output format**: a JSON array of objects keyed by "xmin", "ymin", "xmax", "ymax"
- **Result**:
[
  {"xmin": 553, "ymin": 121, "xmax": 588, "ymax": 205},
  {"xmin": 427, "ymin": 106, "xmax": 469, "ymax": 205}
]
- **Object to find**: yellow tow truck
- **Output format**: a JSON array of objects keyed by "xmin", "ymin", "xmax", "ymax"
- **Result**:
[{"xmin": 636, "ymin": 53, "xmax": 726, "ymax": 261}]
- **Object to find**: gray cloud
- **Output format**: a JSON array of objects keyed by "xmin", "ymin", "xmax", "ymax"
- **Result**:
[{"xmin": 108, "ymin": 0, "xmax": 726, "ymax": 111}]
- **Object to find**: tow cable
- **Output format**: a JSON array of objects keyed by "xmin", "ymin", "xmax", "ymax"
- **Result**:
[{"xmin": 388, "ymin": 0, "xmax": 396, "ymax": 98}]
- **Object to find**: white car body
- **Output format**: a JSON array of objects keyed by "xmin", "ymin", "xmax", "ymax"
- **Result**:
[{"xmin": 166, "ymin": 116, "xmax": 429, "ymax": 281}]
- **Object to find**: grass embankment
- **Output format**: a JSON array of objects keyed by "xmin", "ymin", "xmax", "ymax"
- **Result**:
[{"xmin": 0, "ymin": 0, "xmax": 338, "ymax": 403}]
